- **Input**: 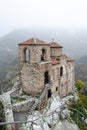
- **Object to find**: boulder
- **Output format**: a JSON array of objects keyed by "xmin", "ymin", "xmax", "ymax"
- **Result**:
[{"xmin": 19, "ymin": 94, "xmax": 80, "ymax": 130}]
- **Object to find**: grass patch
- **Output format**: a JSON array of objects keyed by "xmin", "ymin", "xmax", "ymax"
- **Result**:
[
  {"xmin": 0, "ymin": 102, "xmax": 6, "ymax": 130},
  {"xmin": 11, "ymin": 96, "xmax": 26, "ymax": 103},
  {"xmin": 78, "ymin": 93, "xmax": 87, "ymax": 110},
  {"xmin": 69, "ymin": 92, "xmax": 87, "ymax": 130},
  {"xmin": 70, "ymin": 112, "xmax": 87, "ymax": 130},
  {"xmin": 20, "ymin": 91, "xmax": 29, "ymax": 96}
]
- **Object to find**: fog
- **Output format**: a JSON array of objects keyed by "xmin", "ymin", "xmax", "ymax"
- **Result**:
[{"xmin": 0, "ymin": 0, "xmax": 87, "ymax": 36}]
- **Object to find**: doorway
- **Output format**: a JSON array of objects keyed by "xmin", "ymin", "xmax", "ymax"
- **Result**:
[{"xmin": 48, "ymin": 89, "xmax": 51, "ymax": 98}]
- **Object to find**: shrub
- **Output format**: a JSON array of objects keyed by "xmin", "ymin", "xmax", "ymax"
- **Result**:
[{"xmin": 75, "ymin": 80, "xmax": 84, "ymax": 91}]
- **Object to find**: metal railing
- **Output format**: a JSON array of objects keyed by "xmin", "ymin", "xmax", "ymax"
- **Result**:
[
  {"xmin": 0, "ymin": 107, "xmax": 86, "ymax": 130},
  {"xmin": 68, "ymin": 107, "xmax": 87, "ymax": 129}
]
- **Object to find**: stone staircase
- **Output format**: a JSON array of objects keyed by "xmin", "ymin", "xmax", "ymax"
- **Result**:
[{"xmin": 28, "ymin": 82, "xmax": 52, "ymax": 115}]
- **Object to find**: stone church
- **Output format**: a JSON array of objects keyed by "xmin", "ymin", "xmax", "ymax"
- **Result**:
[{"xmin": 18, "ymin": 38, "xmax": 74, "ymax": 98}]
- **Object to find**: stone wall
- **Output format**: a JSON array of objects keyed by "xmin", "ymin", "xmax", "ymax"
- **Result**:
[
  {"xmin": 49, "ymin": 58, "xmax": 75, "ymax": 97},
  {"xmin": 20, "ymin": 57, "xmax": 74, "ymax": 97},
  {"xmin": 67, "ymin": 62, "xmax": 75, "ymax": 93},
  {"xmin": 18, "ymin": 45, "xmax": 50, "ymax": 63},
  {"xmin": 51, "ymin": 48, "xmax": 62, "ymax": 57},
  {"xmin": 21, "ymin": 62, "xmax": 51, "ymax": 96},
  {"xmin": 12, "ymin": 97, "xmax": 37, "ymax": 112},
  {"xmin": 18, "ymin": 41, "xmax": 75, "ymax": 97}
]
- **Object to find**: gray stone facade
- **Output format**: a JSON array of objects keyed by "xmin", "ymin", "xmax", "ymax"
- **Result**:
[{"xmin": 18, "ymin": 38, "xmax": 75, "ymax": 98}]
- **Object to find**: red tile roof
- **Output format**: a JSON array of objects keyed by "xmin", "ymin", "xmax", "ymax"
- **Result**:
[
  {"xmin": 51, "ymin": 57, "xmax": 60, "ymax": 65},
  {"xmin": 50, "ymin": 42, "xmax": 63, "ymax": 48},
  {"xmin": 19, "ymin": 38, "xmax": 50, "ymax": 46},
  {"xmin": 51, "ymin": 55, "xmax": 74, "ymax": 65},
  {"xmin": 62, "ymin": 54, "xmax": 74, "ymax": 62},
  {"xmin": 66, "ymin": 57, "xmax": 74, "ymax": 62}
]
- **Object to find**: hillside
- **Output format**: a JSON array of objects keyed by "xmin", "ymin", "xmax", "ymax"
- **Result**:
[
  {"xmin": 75, "ymin": 55, "xmax": 87, "ymax": 82},
  {"xmin": 0, "ymin": 28, "xmax": 87, "ymax": 58},
  {"xmin": 0, "ymin": 28, "xmax": 87, "ymax": 82}
]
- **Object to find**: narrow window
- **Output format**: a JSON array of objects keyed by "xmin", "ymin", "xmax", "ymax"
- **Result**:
[
  {"xmin": 60, "ymin": 66, "xmax": 63, "ymax": 76},
  {"xmin": 44, "ymin": 71, "xmax": 49, "ymax": 84},
  {"xmin": 48, "ymin": 89, "xmax": 51, "ymax": 98},
  {"xmin": 41, "ymin": 49, "xmax": 46, "ymax": 61},
  {"xmin": 56, "ymin": 87, "xmax": 58, "ymax": 91},
  {"xmin": 61, "ymin": 83, "xmax": 63, "ymax": 87}
]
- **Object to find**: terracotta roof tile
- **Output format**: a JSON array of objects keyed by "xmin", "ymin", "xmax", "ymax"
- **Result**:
[
  {"xmin": 19, "ymin": 38, "xmax": 50, "ymax": 46},
  {"xmin": 66, "ymin": 57, "xmax": 74, "ymax": 62},
  {"xmin": 51, "ymin": 57, "xmax": 60, "ymax": 65},
  {"xmin": 51, "ymin": 55, "xmax": 74, "ymax": 65},
  {"xmin": 62, "ymin": 54, "xmax": 74, "ymax": 62},
  {"xmin": 50, "ymin": 42, "xmax": 63, "ymax": 48}
]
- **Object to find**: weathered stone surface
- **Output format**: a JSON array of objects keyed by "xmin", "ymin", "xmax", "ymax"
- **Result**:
[
  {"xmin": 44, "ymin": 94, "xmax": 62, "ymax": 113},
  {"xmin": 84, "ymin": 118, "xmax": 87, "ymax": 124},
  {"xmin": 19, "ymin": 94, "xmax": 80, "ymax": 130},
  {"xmin": 18, "ymin": 38, "xmax": 75, "ymax": 97},
  {"xmin": 1, "ymin": 92, "xmax": 15, "ymax": 130},
  {"xmin": 55, "ymin": 120, "xmax": 79, "ymax": 130},
  {"xmin": 62, "ymin": 109, "xmax": 70, "ymax": 119},
  {"xmin": 12, "ymin": 97, "xmax": 37, "ymax": 112}
]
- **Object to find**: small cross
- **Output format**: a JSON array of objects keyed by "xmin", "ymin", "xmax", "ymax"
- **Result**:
[{"xmin": 52, "ymin": 38, "xmax": 54, "ymax": 42}]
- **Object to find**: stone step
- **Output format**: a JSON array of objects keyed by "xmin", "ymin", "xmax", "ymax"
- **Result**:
[{"xmin": 28, "ymin": 86, "xmax": 48, "ymax": 114}]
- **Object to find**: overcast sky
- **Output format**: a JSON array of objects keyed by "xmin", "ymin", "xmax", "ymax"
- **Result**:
[{"xmin": 0, "ymin": 0, "xmax": 87, "ymax": 36}]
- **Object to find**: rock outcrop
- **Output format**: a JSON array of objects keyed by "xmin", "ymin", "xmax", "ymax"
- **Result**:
[{"xmin": 19, "ymin": 94, "xmax": 80, "ymax": 130}]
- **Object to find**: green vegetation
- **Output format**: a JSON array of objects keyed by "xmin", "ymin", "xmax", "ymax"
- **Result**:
[
  {"xmin": 78, "ymin": 93, "xmax": 87, "ymax": 110},
  {"xmin": 11, "ymin": 96, "xmax": 26, "ymax": 103},
  {"xmin": 0, "ymin": 102, "xmax": 6, "ymax": 130},
  {"xmin": 70, "ymin": 112, "xmax": 87, "ymax": 130},
  {"xmin": 69, "ymin": 95, "xmax": 87, "ymax": 130},
  {"xmin": 75, "ymin": 79, "xmax": 84, "ymax": 91},
  {"xmin": 20, "ymin": 91, "xmax": 29, "ymax": 96},
  {"xmin": 69, "ymin": 79, "xmax": 87, "ymax": 130}
]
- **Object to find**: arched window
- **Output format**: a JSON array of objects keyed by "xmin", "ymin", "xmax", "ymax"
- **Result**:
[
  {"xmin": 60, "ymin": 66, "xmax": 63, "ymax": 76},
  {"xmin": 24, "ymin": 48, "xmax": 30, "ymax": 63},
  {"xmin": 41, "ymin": 49, "xmax": 46, "ymax": 61}
]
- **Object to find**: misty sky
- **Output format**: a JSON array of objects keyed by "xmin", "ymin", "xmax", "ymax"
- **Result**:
[{"xmin": 0, "ymin": 0, "xmax": 87, "ymax": 36}]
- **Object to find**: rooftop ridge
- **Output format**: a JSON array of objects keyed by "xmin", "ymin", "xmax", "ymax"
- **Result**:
[
  {"xmin": 18, "ymin": 37, "xmax": 50, "ymax": 45},
  {"xmin": 50, "ymin": 41, "xmax": 63, "ymax": 48}
]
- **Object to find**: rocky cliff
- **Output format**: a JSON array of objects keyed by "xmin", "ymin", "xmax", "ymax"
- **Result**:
[{"xmin": 19, "ymin": 94, "xmax": 79, "ymax": 130}]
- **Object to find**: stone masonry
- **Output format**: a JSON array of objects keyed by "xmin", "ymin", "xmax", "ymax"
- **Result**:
[{"xmin": 18, "ymin": 38, "xmax": 75, "ymax": 98}]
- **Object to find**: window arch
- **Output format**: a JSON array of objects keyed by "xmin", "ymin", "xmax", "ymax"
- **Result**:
[
  {"xmin": 41, "ymin": 48, "xmax": 46, "ymax": 61},
  {"xmin": 60, "ymin": 66, "xmax": 63, "ymax": 76},
  {"xmin": 24, "ymin": 48, "xmax": 30, "ymax": 63}
]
